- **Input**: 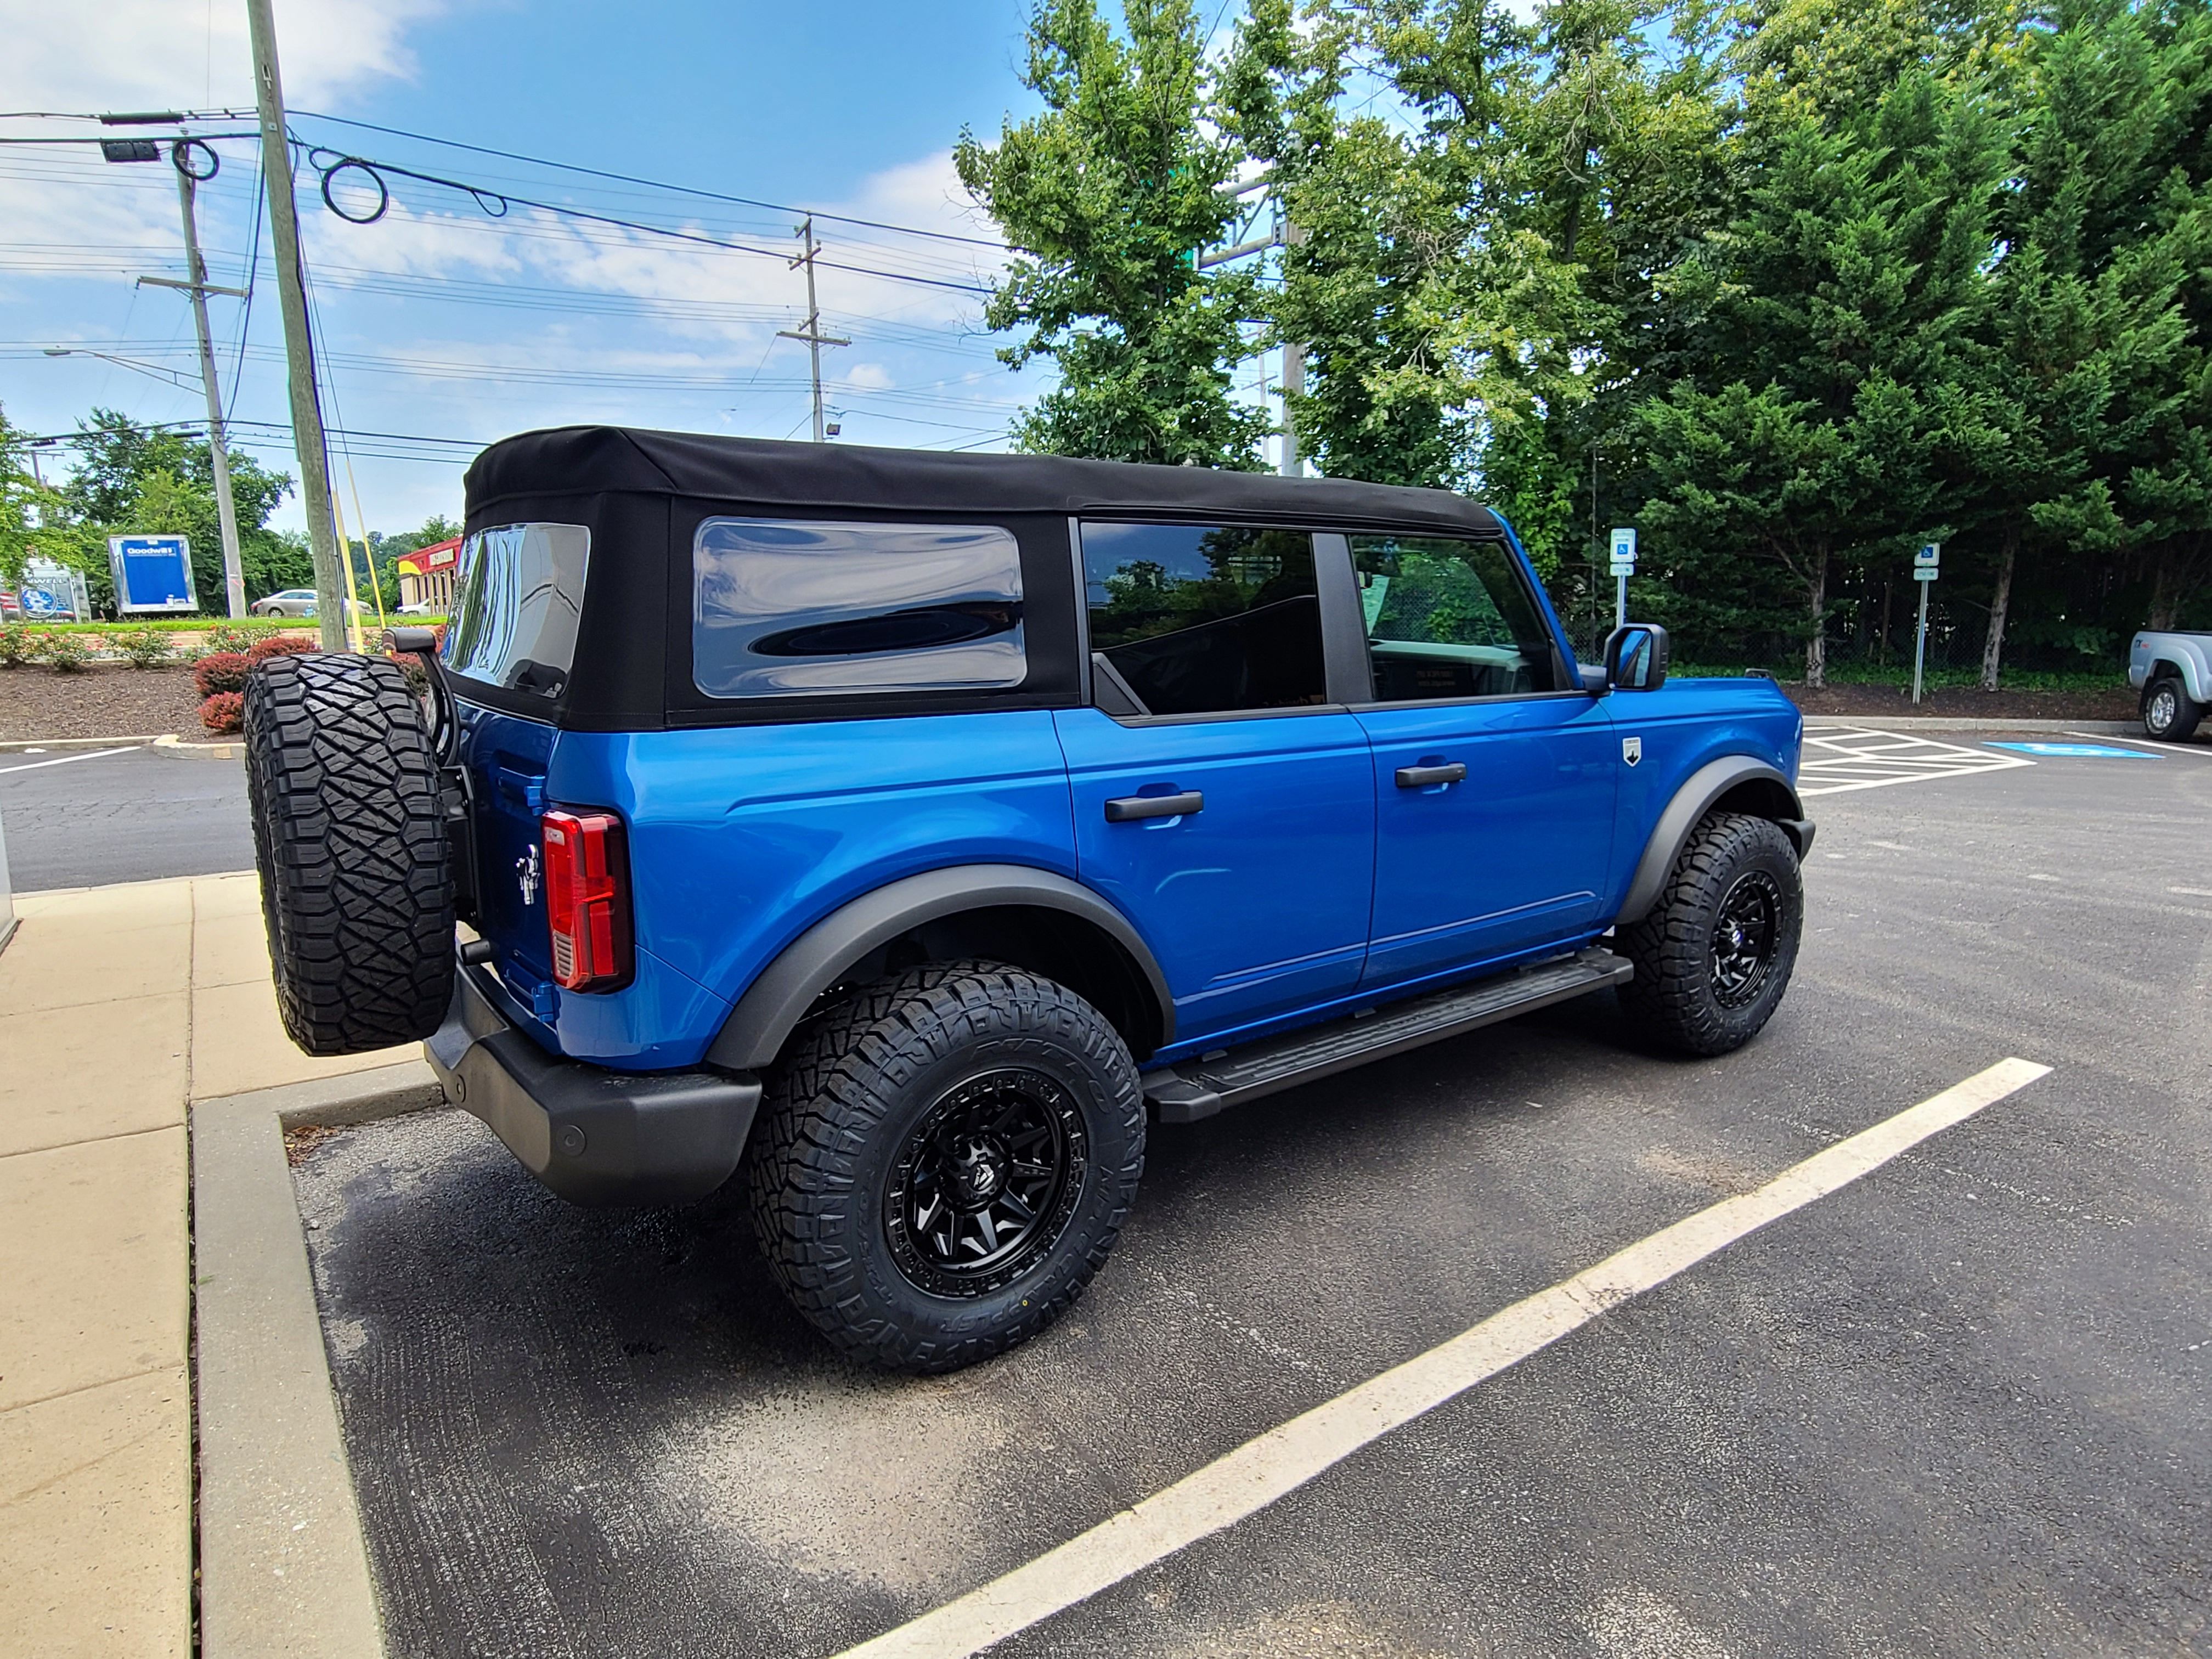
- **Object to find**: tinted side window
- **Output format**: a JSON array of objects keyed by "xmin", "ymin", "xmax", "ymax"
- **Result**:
[
  {"xmin": 693, "ymin": 517, "xmax": 1025, "ymax": 698},
  {"xmin": 444, "ymin": 522, "xmax": 590, "ymax": 701},
  {"xmin": 1081, "ymin": 522, "xmax": 1327, "ymax": 716},
  {"xmin": 1350, "ymin": 533, "xmax": 1558, "ymax": 700}
]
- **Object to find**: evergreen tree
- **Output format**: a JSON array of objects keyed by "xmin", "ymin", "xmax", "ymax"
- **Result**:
[{"xmin": 1635, "ymin": 61, "xmax": 2010, "ymax": 682}]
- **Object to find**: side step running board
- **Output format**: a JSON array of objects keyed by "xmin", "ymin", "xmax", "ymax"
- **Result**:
[{"xmin": 1140, "ymin": 947, "xmax": 1632, "ymax": 1125}]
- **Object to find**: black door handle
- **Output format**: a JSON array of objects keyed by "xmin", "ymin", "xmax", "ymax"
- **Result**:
[
  {"xmin": 1105, "ymin": 790, "xmax": 1204, "ymax": 822},
  {"xmin": 1395, "ymin": 762, "xmax": 1467, "ymax": 788}
]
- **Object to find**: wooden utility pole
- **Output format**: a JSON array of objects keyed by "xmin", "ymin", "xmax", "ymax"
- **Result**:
[
  {"xmin": 246, "ymin": 0, "xmax": 347, "ymax": 649},
  {"xmin": 140, "ymin": 145, "xmax": 249, "ymax": 617},
  {"xmin": 779, "ymin": 218, "xmax": 849, "ymax": 443}
]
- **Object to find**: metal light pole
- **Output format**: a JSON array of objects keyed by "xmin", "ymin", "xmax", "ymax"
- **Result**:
[
  {"xmin": 246, "ymin": 0, "xmax": 348, "ymax": 650},
  {"xmin": 1199, "ymin": 180, "xmax": 1306, "ymax": 476},
  {"xmin": 139, "ymin": 143, "xmax": 249, "ymax": 617}
]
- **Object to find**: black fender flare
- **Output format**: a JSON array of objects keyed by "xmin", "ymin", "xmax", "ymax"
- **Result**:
[
  {"xmin": 704, "ymin": 863, "xmax": 1175, "ymax": 1071},
  {"xmin": 1616, "ymin": 756, "xmax": 1812, "ymax": 926}
]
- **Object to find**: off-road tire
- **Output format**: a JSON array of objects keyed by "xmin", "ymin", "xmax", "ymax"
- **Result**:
[
  {"xmin": 242, "ymin": 653, "xmax": 454, "ymax": 1056},
  {"xmin": 748, "ymin": 961, "xmax": 1146, "ymax": 1373},
  {"xmin": 1616, "ymin": 811, "xmax": 1802, "ymax": 1057},
  {"xmin": 2141, "ymin": 676, "xmax": 2203, "ymax": 742}
]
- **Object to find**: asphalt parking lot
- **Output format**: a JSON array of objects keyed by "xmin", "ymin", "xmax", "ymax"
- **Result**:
[
  {"xmin": 291, "ymin": 726, "xmax": 2211, "ymax": 1659},
  {"xmin": 0, "ymin": 746, "xmax": 252, "ymax": 890}
]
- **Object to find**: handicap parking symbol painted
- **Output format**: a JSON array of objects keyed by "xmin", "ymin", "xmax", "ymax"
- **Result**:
[{"xmin": 1984, "ymin": 741, "xmax": 2156, "ymax": 759}]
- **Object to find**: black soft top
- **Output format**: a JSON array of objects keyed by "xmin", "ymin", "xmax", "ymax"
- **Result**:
[{"xmin": 465, "ymin": 425, "xmax": 1502, "ymax": 536}]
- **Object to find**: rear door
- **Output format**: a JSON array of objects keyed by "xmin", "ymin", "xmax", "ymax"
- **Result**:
[
  {"xmin": 1348, "ymin": 531, "xmax": 1619, "ymax": 988},
  {"xmin": 1058, "ymin": 521, "xmax": 1374, "ymax": 1043}
]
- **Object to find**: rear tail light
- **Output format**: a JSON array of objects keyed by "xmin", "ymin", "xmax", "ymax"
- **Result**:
[{"xmin": 540, "ymin": 808, "xmax": 633, "ymax": 991}]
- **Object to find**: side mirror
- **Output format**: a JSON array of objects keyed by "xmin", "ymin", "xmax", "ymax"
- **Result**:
[{"xmin": 1602, "ymin": 623, "xmax": 1670, "ymax": 692}]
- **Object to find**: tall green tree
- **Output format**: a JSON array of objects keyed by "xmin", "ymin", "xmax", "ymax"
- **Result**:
[
  {"xmin": 957, "ymin": 0, "xmax": 1272, "ymax": 466},
  {"xmin": 63, "ymin": 410, "xmax": 299, "ymax": 611}
]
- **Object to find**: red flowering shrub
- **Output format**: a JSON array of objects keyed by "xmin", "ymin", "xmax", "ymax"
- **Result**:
[
  {"xmin": 200, "ymin": 691, "xmax": 244, "ymax": 735},
  {"xmin": 247, "ymin": 634, "xmax": 317, "ymax": 663},
  {"xmin": 193, "ymin": 651, "xmax": 252, "ymax": 697}
]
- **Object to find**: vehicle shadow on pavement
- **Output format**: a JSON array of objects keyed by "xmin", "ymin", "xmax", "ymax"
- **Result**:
[{"xmin": 289, "ymin": 996, "xmax": 1753, "ymax": 1659}]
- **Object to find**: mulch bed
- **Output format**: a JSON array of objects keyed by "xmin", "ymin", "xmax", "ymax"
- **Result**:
[
  {"xmin": 0, "ymin": 663, "xmax": 210, "ymax": 741},
  {"xmin": 1781, "ymin": 681, "xmax": 2139, "ymax": 721}
]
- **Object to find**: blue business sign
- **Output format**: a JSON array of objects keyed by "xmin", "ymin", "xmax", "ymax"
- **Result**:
[{"xmin": 108, "ymin": 535, "xmax": 198, "ymax": 614}]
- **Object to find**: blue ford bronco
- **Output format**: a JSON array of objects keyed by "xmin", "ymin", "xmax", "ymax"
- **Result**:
[{"xmin": 243, "ymin": 428, "xmax": 1813, "ymax": 1372}]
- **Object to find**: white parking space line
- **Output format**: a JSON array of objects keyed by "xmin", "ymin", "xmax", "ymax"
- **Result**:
[
  {"xmin": 0, "ymin": 745, "xmax": 141, "ymax": 777},
  {"xmin": 1797, "ymin": 727, "xmax": 2035, "ymax": 796},
  {"xmin": 836, "ymin": 1058, "xmax": 2054, "ymax": 1659}
]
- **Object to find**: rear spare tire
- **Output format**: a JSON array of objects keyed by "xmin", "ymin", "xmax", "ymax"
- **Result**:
[{"xmin": 242, "ymin": 653, "xmax": 454, "ymax": 1055}]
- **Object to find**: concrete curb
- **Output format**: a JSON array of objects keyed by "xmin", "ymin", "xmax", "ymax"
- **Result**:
[
  {"xmin": 1802, "ymin": 716, "xmax": 2143, "ymax": 734},
  {"xmin": 191, "ymin": 1059, "xmax": 445, "ymax": 1659},
  {"xmin": 153, "ymin": 733, "xmax": 243, "ymax": 761}
]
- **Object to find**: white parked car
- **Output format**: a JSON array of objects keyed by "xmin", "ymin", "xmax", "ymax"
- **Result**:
[{"xmin": 252, "ymin": 589, "xmax": 320, "ymax": 618}]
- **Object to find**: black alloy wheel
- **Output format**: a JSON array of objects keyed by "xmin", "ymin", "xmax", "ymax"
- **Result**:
[
  {"xmin": 1709, "ymin": 870, "xmax": 1784, "ymax": 1009},
  {"xmin": 748, "ymin": 960, "xmax": 1146, "ymax": 1372},
  {"xmin": 1616, "ymin": 810, "xmax": 1803, "ymax": 1057},
  {"xmin": 885, "ymin": 1069, "xmax": 1087, "ymax": 1298}
]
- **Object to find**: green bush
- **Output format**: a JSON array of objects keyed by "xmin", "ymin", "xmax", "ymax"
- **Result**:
[
  {"xmin": 0, "ymin": 624, "xmax": 29, "ymax": 668},
  {"xmin": 205, "ymin": 624, "xmax": 262, "ymax": 654},
  {"xmin": 115, "ymin": 629, "xmax": 177, "ymax": 669},
  {"xmin": 38, "ymin": 631, "xmax": 95, "ymax": 673}
]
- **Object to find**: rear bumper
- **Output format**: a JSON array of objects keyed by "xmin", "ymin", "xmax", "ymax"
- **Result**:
[{"xmin": 424, "ymin": 964, "xmax": 761, "ymax": 1206}]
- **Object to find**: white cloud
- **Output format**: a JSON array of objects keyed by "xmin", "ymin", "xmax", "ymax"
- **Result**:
[{"xmin": 1, "ymin": 0, "xmax": 451, "ymax": 114}]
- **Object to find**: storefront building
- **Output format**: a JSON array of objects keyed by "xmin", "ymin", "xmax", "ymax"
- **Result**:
[{"xmin": 395, "ymin": 537, "xmax": 461, "ymax": 614}]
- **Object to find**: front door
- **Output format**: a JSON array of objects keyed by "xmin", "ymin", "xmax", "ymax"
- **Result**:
[
  {"xmin": 1059, "ymin": 521, "xmax": 1374, "ymax": 1045},
  {"xmin": 1348, "ymin": 531, "xmax": 1620, "ymax": 988}
]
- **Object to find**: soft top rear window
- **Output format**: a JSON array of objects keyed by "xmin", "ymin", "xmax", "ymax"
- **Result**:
[
  {"xmin": 443, "ymin": 523, "xmax": 590, "ymax": 702},
  {"xmin": 692, "ymin": 516, "xmax": 1025, "ymax": 698}
]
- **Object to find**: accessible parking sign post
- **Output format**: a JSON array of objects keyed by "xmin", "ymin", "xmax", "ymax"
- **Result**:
[
  {"xmin": 1912, "ymin": 541, "xmax": 1939, "ymax": 705},
  {"xmin": 1610, "ymin": 527, "xmax": 1637, "ymax": 629}
]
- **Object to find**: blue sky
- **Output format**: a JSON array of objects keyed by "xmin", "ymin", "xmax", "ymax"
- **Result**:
[{"xmin": 1, "ymin": 0, "xmax": 1070, "ymax": 534}]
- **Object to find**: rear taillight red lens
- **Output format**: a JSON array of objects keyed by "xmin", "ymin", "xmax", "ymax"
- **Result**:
[{"xmin": 540, "ymin": 809, "xmax": 632, "ymax": 991}]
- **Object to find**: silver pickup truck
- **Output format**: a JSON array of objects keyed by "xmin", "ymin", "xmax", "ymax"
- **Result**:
[{"xmin": 2129, "ymin": 629, "xmax": 2212, "ymax": 740}]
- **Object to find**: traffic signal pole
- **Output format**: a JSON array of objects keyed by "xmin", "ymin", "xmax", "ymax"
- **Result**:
[{"xmin": 246, "ymin": 0, "xmax": 348, "ymax": 650}]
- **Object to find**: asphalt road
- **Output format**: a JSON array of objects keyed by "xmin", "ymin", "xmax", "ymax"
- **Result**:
[
  {"xmin": 294, "ymin": 729, "xmax": 2210, "ymax": 1659},
  {"xmin": 0, "ymin": 746, "xmax": 253, "ymax": 891}
]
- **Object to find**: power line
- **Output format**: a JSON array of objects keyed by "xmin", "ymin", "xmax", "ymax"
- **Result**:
[
  {"xmin": 290, "ymin": 108, "xmax": 1008, "ymax": 251},
  {"xmin": 292, "ymin": 143, "xmax": 997, "ymax": 296}
]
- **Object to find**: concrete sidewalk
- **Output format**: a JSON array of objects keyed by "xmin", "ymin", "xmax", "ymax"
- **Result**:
[{"xmin": 0, "ymin": 873, "xmax": 413, "ymax": 1658}]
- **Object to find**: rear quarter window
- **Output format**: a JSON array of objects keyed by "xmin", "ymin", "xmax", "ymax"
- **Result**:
[{"xmin": 692, "ymin": 517, "xmax": 1025, "ymax": 698}]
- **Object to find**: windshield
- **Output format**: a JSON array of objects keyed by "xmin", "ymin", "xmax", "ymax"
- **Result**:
[{"xmin": 443, "ymin": 523, "xmax": 590, "ymax": 702}]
